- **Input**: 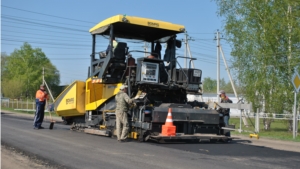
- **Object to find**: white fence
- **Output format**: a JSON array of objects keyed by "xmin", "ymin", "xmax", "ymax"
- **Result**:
[
  {"xmin": 1, "ymin": 99, "xmax": 53, "ymax": 112},
  {"xmin": 187, "ymin": 94, "xmax": 300, "ymax": 120},
  {"xmin": 245, "ymin": 112, "xmax": 300, "ymax": 120},
  {"xmin": 2, "ymin": 97, "xmax": 299, "ymax": 120}
]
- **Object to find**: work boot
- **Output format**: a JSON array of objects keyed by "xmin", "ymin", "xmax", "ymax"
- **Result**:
[{"xmin": 120, "ymin": 139, "xmax": 128, "ymax": 143}]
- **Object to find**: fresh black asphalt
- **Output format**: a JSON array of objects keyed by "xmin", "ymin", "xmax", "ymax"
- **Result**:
[{"xmin": 2, "ymin": 112, "xmax": 299, "ymax": 169}]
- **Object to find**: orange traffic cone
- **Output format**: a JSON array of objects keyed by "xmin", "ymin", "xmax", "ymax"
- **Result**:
[{"xmin": 161, "ymin": 108, "xmax": 176, "ymax": 136}]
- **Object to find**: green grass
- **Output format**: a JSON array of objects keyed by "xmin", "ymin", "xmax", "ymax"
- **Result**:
[
  {"xmin": 1, "ymin": 107, "xmax": 59, "ymax": 117},
  {"xmin": 230, "ymin": 117, "xmax": 300, "ymax": 142}
]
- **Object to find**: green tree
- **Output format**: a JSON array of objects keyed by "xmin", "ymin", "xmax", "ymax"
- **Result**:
[
  {"xmin": 214, "ymin": 0, "xmax": 300, "ymax": 116},
  {"xmin": 222, "ymin": 80, "xmax": 234, "ymax": 94},
  {"xmin": 203, "ymin": 77, "xmax": 238, "ymax": 94},
  {"xmin": 1, "ymin": 42, "xmax": 60, "ymax": 99},
  {"xmin": 1, "ymin": 52, "xmax": 9, "ymax": 96},
  {"xmin": 202, "ymin": 77, "xmax": 217, "ymax": 93},
  {"xmin": 1, "ymin": 79, "xmax": 24, "ymax": 99},
  {"xmin": 219, "ymin": 78, "xmax": 227, "ymax": 91}
]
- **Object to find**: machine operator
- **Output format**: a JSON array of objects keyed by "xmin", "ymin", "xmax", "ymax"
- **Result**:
[{"xmin": 115, "ymin": 85, "xmax": 137, "ymax": 142}]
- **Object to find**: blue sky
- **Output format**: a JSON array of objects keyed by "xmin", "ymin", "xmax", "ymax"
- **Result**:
[{"xmin": 1, "ymin": 0, "xmax": 233, "ymax": 85}]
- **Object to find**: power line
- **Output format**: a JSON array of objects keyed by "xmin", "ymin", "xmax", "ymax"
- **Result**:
[
  {"xmin": 0, "ymin": 9, "xmax": 234, "ymax": 67},
  {"xmin": 189, "ymin": 43, "xmax": 218, "ymax": 52},
  {"xmin": 192, "ymin": 40, "xmax": 233, "ymax": 52},
  {"xmin": 1, "ymin": 34, "xmax": 91, "ymax": 43},
  {"xmin": 41, "ymin": 53, "xmax": 89, "ymax": 55},
  {"xmin": 1, "ymin": 5, "xmax": 96, "ymax": 24},
  {"xmin": 2, "ymin": 24, "xmax": 89, "ymax": 36},
  {"xmin": 2, "ymin": 43, "xmax": 91, "ymax": 50},
  {"xmin": 2, "ymin": 41, "xmax": 146, "ymax": 51},
  {"xmin": 2, "ymin": 30, "xmax": 89, "ymax": 40},
  {"xmin": 2, "ymin": 17, "xmax": 87, "ymax": 32},
  {"xmin": 193, "ymin": 38, "xmax": 215, "ymax": 41},
  {"xmin": 1, "ymin": 38, "xmax": 92, "ymax": 47},
  {"xmin": 189, "ymin": 32, "xmax": 215, "ymax": 34},
  {"xmin": 193, "ymin": 52, "xmax": 230, "ymax": 64},
  {"xmin": 1, "ymin": 14, "xmax": 89, "ymax": 28},
  {"xmin": 176, "ymin": 51, "xmax": 226, "ymax": 66},
  {"xmin": 49, "ymin": 58, "xmax": 89, "ymax": 60},
  {"xmin": 188, "ymin": 44, "xmax": 232, "ymax": 62}
]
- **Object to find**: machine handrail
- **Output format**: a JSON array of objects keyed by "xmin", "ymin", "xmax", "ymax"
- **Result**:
[{"xmin": 171, "ymin": 56, "xmax": 198, "ymax": 88}]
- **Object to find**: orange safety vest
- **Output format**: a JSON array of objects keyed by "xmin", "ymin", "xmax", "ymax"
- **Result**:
[{"xmin": 36, "ymin": 90, "xmax": 48, "ymax": 102}]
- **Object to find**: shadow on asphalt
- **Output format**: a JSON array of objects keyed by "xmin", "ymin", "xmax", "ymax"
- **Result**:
[
  {"xmin": 1, "ymin": 113, "xmax": 70, "ymax": 131},
  {"xmin": 148, "ymin": 138, "xmax": 300, "ymax": 160}
]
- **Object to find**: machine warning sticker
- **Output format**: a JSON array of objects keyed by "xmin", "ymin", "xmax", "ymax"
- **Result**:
[
  {"xmin": 66, "ymin": 98, "xmax": 74, "ymax": 105},
  {"xmin": 193, "ymin": 70, "xmax": 201, "ymax": 77},
  {"xmin": 148, "ymin": 22, "xmax": 159, "ymax": 27}
]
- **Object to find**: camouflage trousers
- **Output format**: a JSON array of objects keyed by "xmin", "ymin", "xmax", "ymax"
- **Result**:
[{"xmin": 116, "ymin": 110, "xmax": 129, "ymax": 140}]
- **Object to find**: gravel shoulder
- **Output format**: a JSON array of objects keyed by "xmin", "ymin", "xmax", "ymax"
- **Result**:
[
  {"xmin": 232, "ymin": 135, "xmax": 300, "ymax": 153},
  {"xmin": 1, "ymin": 145, "xmax": 59, "ymax": 169},
  {"xmin": 1, "ymin": 110, "xmax": 64, "ymax": 169}
]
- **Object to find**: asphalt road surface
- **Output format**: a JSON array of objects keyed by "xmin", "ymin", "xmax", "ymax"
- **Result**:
[{"xmin": 2, "ymin": 112, "xmax": 300, "ymax": 169}]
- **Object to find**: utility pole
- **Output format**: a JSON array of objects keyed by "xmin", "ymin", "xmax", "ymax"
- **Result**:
[
  {"xmin": 183, "ymin": 31, "xmax": 194, "ymax": 68},
  {"xmin": 220, "ymin": 45, "xmax": 249, "ymax": 127},
  {"xmin": 220, "ymin": 47, "xmax": 239, "ymax": 100},
  {"xmin": 43, "ymin": 67, "xmax": 45, "ymax": 85},
  {"xmin": 216, "ymin": 30, "xmax": 220, "ymax": 102},
  {"xmin": 187, "ymin": 39, "xmax": 195, "ymax": 68},
  {"xmin": 43, "ymin": 67, "xmax": 55, "ymax": 102},
  {"xmin": 44, "ymin": 80, "xmax": 54, "ymax": 102},
  {"xmin": 144, "ymin": 42, "xmax": 148, "ymax": 57},
  {"xmin": 184, "ymin": 31, "xmax": 188, "ymax": 68}
]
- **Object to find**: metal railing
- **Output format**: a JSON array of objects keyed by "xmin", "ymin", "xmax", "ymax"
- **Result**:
[
  {"xmin": 1, "ymin": 99, "xmax": 53, "ymax": 112},
  {"xmin": 244, "ymin": 112, "xmax": 300, "ymax": 120}
]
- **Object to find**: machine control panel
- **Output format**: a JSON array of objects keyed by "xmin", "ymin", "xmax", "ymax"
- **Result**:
[{"xmin": 141, "ymin": 62, "xmax": 159, "ymax": 83}]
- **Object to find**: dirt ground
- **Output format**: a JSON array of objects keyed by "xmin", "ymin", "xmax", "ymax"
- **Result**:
[{"xmin": 1, "ymin": 145, "xmax": 55, "ymax": 169}]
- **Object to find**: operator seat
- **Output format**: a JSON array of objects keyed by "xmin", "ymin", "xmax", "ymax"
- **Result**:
[
  {"xmin": 112, "ymin": 42, "xmax": 128, "ymax": 60},
  {"xmin": 108, "ymin": 42, "xmax": 128, "ymax": 81}
]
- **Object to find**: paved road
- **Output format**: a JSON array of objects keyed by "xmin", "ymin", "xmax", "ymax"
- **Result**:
[{"xmin": 2, "ymin": 112, "xmax": 300, "ymax": 169}]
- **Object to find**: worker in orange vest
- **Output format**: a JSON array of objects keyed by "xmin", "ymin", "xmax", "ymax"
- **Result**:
[{"xmin": 33, "ymin": 84, "xmax": 49, "ymax": 129}]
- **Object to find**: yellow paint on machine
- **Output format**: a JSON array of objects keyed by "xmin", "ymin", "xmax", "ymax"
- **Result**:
[
  {"xmin": 54, "ymin": 78, "xmax": 122, "ymax": 116},
  {"xmin": 85, "ymin": 78, "xmax": 122, "ymax": 111},
  {"xmin": 54, "ymin": 81, "xmax": 86, "ymax": 117},
  {"xmin": 89, "ymin": 15, "xmax": 185, "ymax": 33}
]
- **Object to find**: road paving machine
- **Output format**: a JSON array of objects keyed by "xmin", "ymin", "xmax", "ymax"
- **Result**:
[{"xmin": 54, "ymin": 15, "xmax": 232, "ymax": 143}]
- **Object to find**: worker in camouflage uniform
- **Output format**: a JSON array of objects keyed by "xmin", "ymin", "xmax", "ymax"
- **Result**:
[{"xmin": 115, "ymin": 85, "xmax": 135, "ymax": 142}]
